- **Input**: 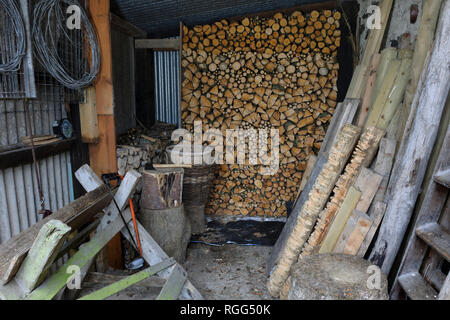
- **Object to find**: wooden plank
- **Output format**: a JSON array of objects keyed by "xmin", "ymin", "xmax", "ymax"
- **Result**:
[
  {"xmin": 78, "ymin": 258, "xmax": 176, "ymax": 300},
  {"xmin": 398, "ymin": 272, "xmax": 438, "ymax": 300},
  {"xmin": 14, "ymin": 220, "xmax": 71, "ymax": 294},
  {"xmin": 416, "ymin": 223, "xmax": 450, "ymax": 262},
  {"xmin": 0, "ymin": 138, "xmax": 75, "ymax": 170},
  {"xmin": 0, "ymin": 185, "xmax": 112, "ymax": 285},
  {"xmin": 335, "ymin": 210, "xmax": 372, "ymax": 255},
  {"xmin": 369, "ymin": 2, "xmax": 450, "ymax": 274},
  {"xmin": 357, "ymin": 201, "xmax": 387, "ymax": 258},
  {"xmin": 354, "ymin": 168, "xmax": 383, "ymax": 213},
  {"xmin": 25, "ymin": 209, "xmax": 133, "ymax": 300},
  {"xmin": 293, "ymin": 155, "xmax": 317, "ymax": 205},
  {"xmin": 376, "ymin": 53, "xmax": 413, "ymax": 131},
  {"xmin": 357, "ymin": 53, "xmax": 381, "ymax": 127},
  {"xmin": 135, "ymin": 39, "xmax": 180, "ymax": 50},
  {"xmin": 267, "ymin": 99, "xmax": 359, "ymax": 275},
  {"xmin": 371, "ymin": 48, "xmax": 398, "ymax": 107},
  {"xmin": 267, "ymin": 125, "xmax": 361, "ymax": 297},
  {"xmin": 364, "ymin": 59, "xmax": 401, "ymax": 129},
  {"xmin": 79, "ymin": 87, "xmax": 99, "ymax": 144},
  {"xmin": 156, "ymin": 264, "xmax": 187, "ymax": 300},
  {"xmin": 319, "ymin": 187, "xmax": 362, "ymax": 253}
]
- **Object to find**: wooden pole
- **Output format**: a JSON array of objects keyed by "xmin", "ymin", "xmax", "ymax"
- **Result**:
[
  {"xmin": 87, "ymin": 0, "xmax": 122, "ymax": 269},
  {"xmin": 369, "ymin": 1, "xmax": 450, "ymax": 274}
]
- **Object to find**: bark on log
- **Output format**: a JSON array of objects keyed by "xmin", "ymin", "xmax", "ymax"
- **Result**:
[{"xmin": 140, "ymin": 168, "xmax": 184, "ymax": 210}]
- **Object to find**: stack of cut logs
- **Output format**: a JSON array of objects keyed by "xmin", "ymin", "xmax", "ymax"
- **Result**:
[{"xmin": 181, "ymin": 9, "xmax": 342, "ymax": 216}]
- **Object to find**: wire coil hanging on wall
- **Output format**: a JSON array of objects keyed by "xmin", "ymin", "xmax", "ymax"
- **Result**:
[
  {"xmin": 0, "ymin": 0, "xmax": 26, "ymax": 72},
  {"xmin": 32, "ymin": 0, "xmax": 100, "ymax": 90}
]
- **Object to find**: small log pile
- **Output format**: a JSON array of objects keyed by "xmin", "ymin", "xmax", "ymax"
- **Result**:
[{"xmin": 181, "ymin": 9, "xmax": 342, "ymax": 217}]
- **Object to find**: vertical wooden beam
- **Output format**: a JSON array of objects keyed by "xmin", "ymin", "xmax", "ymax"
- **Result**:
[{"xmin": 87, "ymin": 0, "xmax": 122, "ymax": 269}]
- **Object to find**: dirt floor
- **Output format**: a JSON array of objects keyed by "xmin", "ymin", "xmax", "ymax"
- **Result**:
[{"xmin": 183, "ymin": 243, "xmax": 273, "ymax": 300}]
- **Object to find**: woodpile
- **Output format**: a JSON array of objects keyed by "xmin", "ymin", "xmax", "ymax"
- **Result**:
[{"xmin": 181, "ymin": 9, "xmax": 342, "ymax": 216}]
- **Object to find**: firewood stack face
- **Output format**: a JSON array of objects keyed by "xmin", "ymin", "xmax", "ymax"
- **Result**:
[{"xmin": 181, "ymin": 9, "xmax": 342, "ymax": 217}]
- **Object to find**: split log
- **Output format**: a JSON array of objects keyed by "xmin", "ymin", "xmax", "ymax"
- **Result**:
[
  {"xmin": 267, "ymin": 124, "xmax": 361, "ymax": 297},
  {"xmin": 369, "ymin": 2, "xmax": 450, "ymax": 274}
]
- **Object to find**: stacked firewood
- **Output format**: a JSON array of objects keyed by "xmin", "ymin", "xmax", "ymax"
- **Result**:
[{"xmin": 181, "ymin": 9, "xmax": 342, "ymax": 217}]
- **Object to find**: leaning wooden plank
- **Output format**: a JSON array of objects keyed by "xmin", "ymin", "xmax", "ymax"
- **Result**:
[
  {"xmin": 267, "ymin": 124, "xmax": 361, "ymax": 297},
  {"xmin": 398, "ymin": 272, "xmax": 438, "ymax": 300},
  {"xmin": 354, "ymin": 168, "xmax": 383, "ymax": 213},
  {"xmin": 15, "ymin": 220, "xmax": 71, "ymax": 294},
  {"xmin": 336, "ymin": 211, "xmax": 372, "ymax": 255},
  {"xmin": 300, "ymin": 127, "xmax": 384, "ymax": 258},
  {"xmin": 376, "ymin": 53, "xmax": 413, "ymax": 131},
  {"xmin": 266, "ymin": 100, "xmax": 359, "ymax": 277},
  {"xmin": 364, "ymin": 59, "xmax": 401, "ymax": 130},
  {"xmin": 319, "ymin": 187, "xmax": 362, "ymax": 253},
  {"xmin": 77, "ymin": 165, "xmax": 204, "ymax": 300},
  {"xmin": 25, "ymin": 210, "xmax": 132, "ymax": 300},
  {"xmin": 156, "ymin": 264, "xmax": 187, "ymax": 300},
  {"xmin": 400, "ymin": 0, "xmax": 443, "ymax": 139},
  {"xmin": 434, "ymin": 168, "xmax": 450, "ymax": 188},
  {"xmin": 369, "ymin": 2, "xmax": 450, "ymax": 274},
  {"xmin": 0, "ymin": 184, "xmax": 112, "ymax": 285},
  {"xmin": 370, "ymin": 48, "xmax": 397, "ymax": 107},
  {"xmin": 79, "ymin": 87, "xmax": 99, "ymax": 144},
  {"xmin": 357, "ymin": 53, "xmax": 381, "ymax": 127},
  {"xmin": 357, "ymin": 201, "xmax": 387, "ymax": 258},
  {"xmin": 78, "ymin": 258, "xmax": 176, "ymax": 300},
  {"xmin": 294, "ymin": 155, "xmax": 317, "ymax": 205}
]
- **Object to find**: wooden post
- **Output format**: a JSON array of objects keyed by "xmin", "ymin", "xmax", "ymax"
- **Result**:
[
  {"xmin": 369, "ymin": 1, "xmax": 450, "ymax": 274},
  {"xmin": 15, "ymin": 220, "xmax": 71, "ymax": 294},
  {"xmin": 87, "ymin": 0, "xmax": 121, "ymax": 269},
  {"xmin": 79, "ymin": 87, "xmax": 99, "ymax": 144}
]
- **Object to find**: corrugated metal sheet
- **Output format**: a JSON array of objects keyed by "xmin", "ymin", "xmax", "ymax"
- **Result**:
[
  {"xmin": 0, "ymin": 88, "xmax": 74, "ymax": 244},
  {"xmin": 111, "ymin": 0, "xmax": 332, "ymax": 37},
  {"xmin": 154, "ymin": 43, "xmax": 181, "ymax": 126}
]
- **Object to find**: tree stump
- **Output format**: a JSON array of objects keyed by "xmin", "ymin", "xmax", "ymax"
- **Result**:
[
  {"xmin": 286, "ymin": 253, "xmax": 388, "ymax": 300},
  {"xmin": 184, "ymin": 205, "xmax": 206, "ymax": 234},
  {"xmin": 138, "ymin": 206, "xmax": 191, "ymax": 264},
  {"xmin": 140, "ymin": 168, "xmax": 184, "ymax": 210}
]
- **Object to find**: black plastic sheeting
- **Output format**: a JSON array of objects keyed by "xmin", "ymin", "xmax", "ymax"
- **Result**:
[
  {"xmin": 111, "ymin": 0, "xmax": 334, "ymax": 38},
  {"xmin": 191, "ymin": 219, "xmax": 285, "ymax": 246}
]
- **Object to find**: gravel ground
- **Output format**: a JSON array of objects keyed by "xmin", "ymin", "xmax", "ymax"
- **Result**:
[{"xmin": 183, "ymin": 243, "xmax": 273, "ymax": 300}]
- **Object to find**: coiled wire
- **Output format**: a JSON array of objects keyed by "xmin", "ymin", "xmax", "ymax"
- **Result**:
[
  {"xmin": 32, "ymin": 0, "xmax": 100, "ymax": 89},
  {"xmin": 0, "ymin": 0, "xmax": 26, "ymax": 72}
]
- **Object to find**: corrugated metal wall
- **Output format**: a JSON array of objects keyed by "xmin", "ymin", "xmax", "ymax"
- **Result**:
[
  {"xmin": 0, "ymin": 88, "xmax": 74, "ymax": 244},
  {"xmin": 154, "ymin": 40, "xmax": 181, "ymax": 127}
]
